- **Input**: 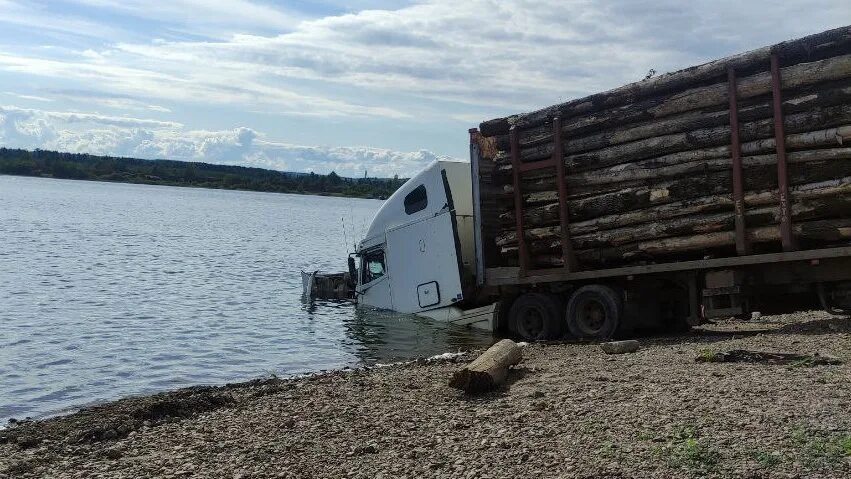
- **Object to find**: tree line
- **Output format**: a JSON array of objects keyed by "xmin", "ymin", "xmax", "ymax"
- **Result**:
[{"xmin": 0, "ymin": 148, "xmax": 406, "ymax": 199}]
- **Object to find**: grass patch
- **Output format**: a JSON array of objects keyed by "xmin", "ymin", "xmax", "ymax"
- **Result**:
[
  {"xmin": 751, "ymin": 450, "xmax": 783, "ymax": 469},
  {"xmin": 790, "ymin": 427, "xmax": 851, "ymax": 469},
  {"xmin": 842, "ymin": 436, "xmax": 851, "ymax": 456},
  {"xmin": 598, "ymin": 440, "xmax": 618, "ymax": 458},
  {"xmin": 697, "ymin": 349, "xmax": 716, "ymax": 362},
  {"xmin": 657, "ymin": 426, "xmax": 719, "ymax": 474}
]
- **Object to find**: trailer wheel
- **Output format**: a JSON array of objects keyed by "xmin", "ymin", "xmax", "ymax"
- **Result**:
[
  {"xmin": 565, "ymin": 285, "xmax": 622, "ymax": 340},
  {"xmin": 508, "ymin": 293, "xmax": 563, "ymax": 341}
]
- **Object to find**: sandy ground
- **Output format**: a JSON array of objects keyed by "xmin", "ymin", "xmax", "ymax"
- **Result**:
[{"xmin": 2, "ymin": 311, "xmax": 851, "ymax": 479}]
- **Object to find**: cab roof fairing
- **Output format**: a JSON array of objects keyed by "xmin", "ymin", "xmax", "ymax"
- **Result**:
[{"xmin": 356, "ymin": 160, "xmax": 468, "ymax": 253}]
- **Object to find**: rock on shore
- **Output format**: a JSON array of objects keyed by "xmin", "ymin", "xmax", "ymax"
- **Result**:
[{"xmin": 2, "ymin": 311, "xmax": 851, "ymax": 478}]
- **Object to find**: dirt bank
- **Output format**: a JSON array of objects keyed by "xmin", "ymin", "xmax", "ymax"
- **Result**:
[{"xmin": 2, "ymin": 311, "xmax": 851, "ymax": 478}]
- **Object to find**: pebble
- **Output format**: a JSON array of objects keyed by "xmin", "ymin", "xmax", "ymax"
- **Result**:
[
  {"xmin": 1, "ymin": 311, "xmax": 848, "ymax": 479},
  {"xmin": 103, "ymin": 448, "xmax": 123, "ymax": 460}
]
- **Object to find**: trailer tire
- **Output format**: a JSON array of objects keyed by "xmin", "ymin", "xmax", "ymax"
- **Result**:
[
  {"xmin": 508, "ymin": 293, "xmax": 563, "ymax": 341},
  {"xmin": 565, "ymin": 285, "xmax": 622, "ymax": 340}
]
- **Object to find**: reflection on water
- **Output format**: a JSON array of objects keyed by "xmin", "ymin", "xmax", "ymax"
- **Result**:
[
  {"xmin": 342, "ymin": 305, "xmax": 493, "ymax": 365},
  {"xmin": 299, "ymin": 298, "xmax": 493, "ymax": 366},
  {"xmin": 0, "ymin": 176, "xmax": 493, "ymax": 423}
]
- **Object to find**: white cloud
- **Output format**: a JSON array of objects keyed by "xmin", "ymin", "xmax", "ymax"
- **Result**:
[
  {"xmin": 0, "ymin": 50, "xmax": 410, "ymax": 119},
  {"xmin": 0, "ymin": 105, "xmax": 181, "ymax": 128},
  {"xmin": 3, "ymin": 92, "xmax": 53, "ymax": 102},
  {"xmin": 90, "ymin": 0, "xmax": 851, "ymax": 110},
  {"xmin": 0, "ymin": 105, "xmax": 446, "ymax": 177},
  {"xmin": 69, "ymin": 0, "xmax": 303, "ymax": 36},
  {"xmin": 45, "ymin": 90, "xmax": 171, "ymax": 113},
  {"xmin": 2, "ymin": 0, "xmax": 842, "ymax": 124},
  {"xmin": 449, "ymin": 113, "xmax": 488, "ymax": 124},
  {"xmin": 248, "ymin": 141, "xmax": 446, "ymax": 177},
  {"xmin": 0, "ymin": 0, "xmax": 125, "ymax": 40},
  {"xmin": 0, "ymin": 0, "xmax": 847, "ymax": 162}
]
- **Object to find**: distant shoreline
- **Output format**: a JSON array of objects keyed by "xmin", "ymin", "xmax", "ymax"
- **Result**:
[
  {"xmin": 0, "ymin": 172, "xmax": 387, "ymax": 200},
  {"xmin": 0, "ymin": 148, "xmax": 404, "ymax": 200}
]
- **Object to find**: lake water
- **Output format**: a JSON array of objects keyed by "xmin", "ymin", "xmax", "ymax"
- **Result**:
[{"xmin": 0, "ymin": 175, "xmax": 493, "ymax": 423}]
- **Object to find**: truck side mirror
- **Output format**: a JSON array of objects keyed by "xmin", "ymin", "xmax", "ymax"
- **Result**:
[{"xmin": 347, "ymin": 256, "xmax": 357, "ymax": 286}]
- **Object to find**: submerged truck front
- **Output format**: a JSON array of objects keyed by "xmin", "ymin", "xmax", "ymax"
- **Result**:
[{"xmin": 352, "ymin": 161, "xmax": 497, "ymax": 329}]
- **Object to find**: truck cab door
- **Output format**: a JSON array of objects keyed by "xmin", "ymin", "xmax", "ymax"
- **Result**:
[
  {"xmin": 384, "ymin": 208, "xmax": 464, "ymax": 313},
  {"xmin": 357, "ymin": 246, "xmax": 393, "ymax": 310}
]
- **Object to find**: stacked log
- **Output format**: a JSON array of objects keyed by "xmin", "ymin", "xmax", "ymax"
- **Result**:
[{"xmin": 476, "ymin": 26, "xmax": 851, "ymax": 269}]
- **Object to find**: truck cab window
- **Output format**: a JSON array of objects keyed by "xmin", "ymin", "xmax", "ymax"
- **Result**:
[
  {"xmin": 362, "ymin": 250, "xmax": 386, "ymax": 283},
  {"xmin": 404, "ymin": 185, "xmax": 427, "ymax": 214}
]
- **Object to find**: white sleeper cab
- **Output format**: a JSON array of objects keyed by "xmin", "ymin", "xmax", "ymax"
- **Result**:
[{"xmin": 352, "ymin": 161, "xmax": 496, "ymax": 330}]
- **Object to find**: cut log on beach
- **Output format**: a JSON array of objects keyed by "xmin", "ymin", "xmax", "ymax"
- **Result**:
[{"xmin": 449, "ymin": 339, "xmax": 522, "ymax": 394}]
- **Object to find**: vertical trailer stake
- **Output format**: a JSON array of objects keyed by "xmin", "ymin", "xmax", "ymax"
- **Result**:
[
  {"xmin": 469, "ymin": 128, "xmax": 486, "ymax": 286},
  {"xmin": 552, "ymin": 117, "xmax": 577, "ymax": 271},
  {"xmin": 509, "ymin": 126, "xmax": 530, "ymax": 275},
  {"xmin": 727, "ymin": 67, "xmax": 750, "ymax": 256},
  {"xmin": 770, "ymin": 52, "xmax": 796, "ymax": 252}
]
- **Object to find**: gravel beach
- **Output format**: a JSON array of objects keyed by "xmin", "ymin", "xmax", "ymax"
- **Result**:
[{"xmin": 2, "ymin": 311, "xmax": 850, "ymax": 478}]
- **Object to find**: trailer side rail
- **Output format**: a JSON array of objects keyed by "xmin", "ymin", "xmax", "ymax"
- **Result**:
[{"xmin": 485, "ymin": 246, "xmax": 851, "ymax": 286}]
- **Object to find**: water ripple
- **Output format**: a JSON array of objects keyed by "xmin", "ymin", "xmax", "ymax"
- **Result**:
[{"xmin": 0, "ymin": 176, "xmax": 493, "ymax": 423}]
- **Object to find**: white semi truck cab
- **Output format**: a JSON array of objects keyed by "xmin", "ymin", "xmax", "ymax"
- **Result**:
[{"xmin": 350, "ymin": 160, "xmax": 497, "ymax": 329}]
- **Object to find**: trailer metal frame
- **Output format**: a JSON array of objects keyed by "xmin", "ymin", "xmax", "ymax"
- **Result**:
[
  {"xmin": 727, "ymin": 66, "xmax": 750, "ymax": 256},
  {"xmin": 770, "ymin": 50, "xmax": 797, "ymax": 252},
  {"xmin": 484, "ymin": 246, "xmax": 851, "ymax": 286}
]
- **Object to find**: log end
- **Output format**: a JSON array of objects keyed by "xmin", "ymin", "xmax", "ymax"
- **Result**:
[{"xmin": 479, "ymin": 117, "xmax": 512, "ymax": 138}]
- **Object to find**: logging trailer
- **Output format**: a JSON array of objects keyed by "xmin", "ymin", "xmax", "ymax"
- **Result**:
[{"xmin": 336, "ymin": 26, "xmax": 851, "ymax": 341}]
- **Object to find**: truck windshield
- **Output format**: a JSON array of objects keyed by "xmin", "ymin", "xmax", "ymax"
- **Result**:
[{"xmin": 363, "ymin": 250, "xmax": 386, "ymax": 283}]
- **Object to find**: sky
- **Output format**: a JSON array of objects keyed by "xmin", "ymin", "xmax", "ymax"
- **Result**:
[{"xmin": 0, "ymin": 1, "xmax": 848, "ymax": 177}]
